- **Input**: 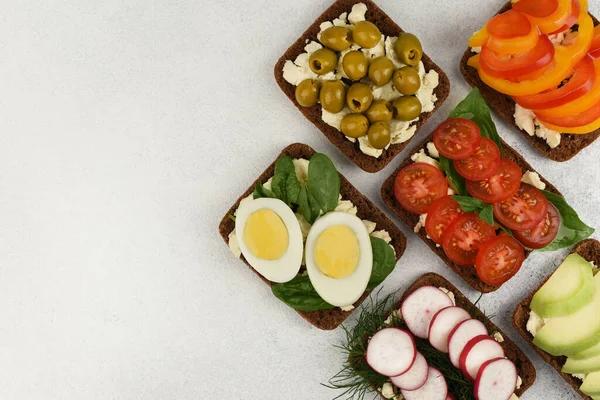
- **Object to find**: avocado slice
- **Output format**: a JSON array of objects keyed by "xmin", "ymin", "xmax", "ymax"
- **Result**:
[
  {"xmin": 574, "ymin": 340, "xmax": 600, "ymax": 360},
  {"xmin": 564, "ymin": 352, "xmax": 600, "ymax": 374},
  {"xmin": 533, "ymin": 273, "xmax": 600, "ymax": 356},
  {"xmin": 582, "ymin": 371, "xmax": 600, "ymax": 397},
  {"xmin": 530, "ymin": 254, "xmax": 595, "ymax": 318}
]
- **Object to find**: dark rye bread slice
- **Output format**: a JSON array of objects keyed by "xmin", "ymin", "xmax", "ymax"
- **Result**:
[
  {"xmin": 392, "ymin": 273, "xmax": 535, "ymax": 397},
  {"xmin": 274, "ymin": 0, "xmax": 450, "ymax": 173},
  {"xmin": 381, "ymin": 132, "xmax": 562, "ymax": 293},
  {"xmin": 460, "ymin": 2, "xmax": 600, "ymax": 162},
  {"xmin": 513, "ymin": 239, "xmax": 600, "ymax": 399},
  {"xmin": 218, "ymin": 143, "xmax": 407, "ymax": 330}
]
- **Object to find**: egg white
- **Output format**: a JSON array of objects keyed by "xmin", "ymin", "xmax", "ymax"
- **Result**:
[
  {"xmin": 235, "ymin": 198, "xmax": 303, "ymax": 283},
  {"xmin": 305, "ymin": 212, "xmax": 373, "ymax": 307}
]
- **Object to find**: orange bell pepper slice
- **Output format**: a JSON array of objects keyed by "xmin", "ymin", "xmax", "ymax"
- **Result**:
[
  {"xmin": 556, "ymin": 12, "xmax": 594, "ymax": 65},
  {"xmin": 468, "ymin": 26, "xmax": 489, "ymax": 48},
  {"xmin": 537, "ymin": 112, "xmax": 600, "ymax": 134},
  {"xmin": 487, "ymin": 25, "xmax": 541, "ymax": 55}
]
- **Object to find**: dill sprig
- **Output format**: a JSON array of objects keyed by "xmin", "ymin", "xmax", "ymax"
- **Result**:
[{"xmin": 325, "ymin": 292, "xmax": 476, "ymax": 400}]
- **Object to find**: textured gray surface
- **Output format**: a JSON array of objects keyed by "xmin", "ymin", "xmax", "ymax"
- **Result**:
[{"xmin": 1, "ymin": 0, "xmax": 599, "ymax": 398}]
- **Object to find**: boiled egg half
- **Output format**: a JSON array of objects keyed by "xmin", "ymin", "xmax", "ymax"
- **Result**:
[
  {"xmin": 305, "ymin": 212, "xmax": 373, "ymax": 307},
  {"xmin": 235, "ymin": 198, "xmax": 303, "ymax": 283}
]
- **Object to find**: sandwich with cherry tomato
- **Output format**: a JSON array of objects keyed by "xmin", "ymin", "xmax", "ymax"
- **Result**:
[
  {"xmin": 460, "ymin": 0, "xmax": 600, "ymax": 161},
  {"xmin": 381, "ymin": 89, "xmax": 594, "ymax": 292}
]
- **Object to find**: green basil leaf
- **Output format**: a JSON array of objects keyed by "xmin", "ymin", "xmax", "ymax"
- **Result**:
[
  {"xmin": 452, "ymin": 196, "xmax": 487, "ymax": 213},
  {"xmin": 440, "ymin": 156, "xmax": 467, "ymax": 196},
  {"xmin": 540, "ymin": 191, "xmax": 595, "ymax": 251},
  {"xmin": 298, "ymin": 186, "xmax": 321, "ymax": 224},
  {"xmin": 478, "ymin": 205, "xmax": 495, "ymax": 227},
  {"xmin": 271, "ymin": 275, "xmax": 335, "ymax": 312},
  {"xmin": 271, "ymin": 156, "xmax": 301, "ymax": 206},
  {"xmin": 367, "ymin": 237, "xmax": 396, "ymax": 290},
  {"xmin": 449, "ymin": 88, "xmax": 502, "ymax": 155},
  {"xmin": 308, "ymin": 153, "xmax": 340, "ymax": 214},
  {"xmin": 253, "ymin": 183, "xmax": 277, "ymax": 200}
]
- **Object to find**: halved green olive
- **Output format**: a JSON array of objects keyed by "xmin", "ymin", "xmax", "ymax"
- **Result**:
[
  {"xmin": 309, "ymin": 48, "xmax": 338, "ymax": 75},
  {"xmin": 340, "ymin": 113, "xmax": 369, "ymax": 138},
  {"xmin": 395, "ymin": 33, "xmax": 423, "ymax": 67},
  {"xmin": 320, "ymin": 26, "xmax": 352, "ymax": 51},
  {"xmin": 392, "ymin": 66, "xmax": 421, "ymax": 95},
  {"xmin": 368, "ymin": 56, "xmax": 394, "ymax": 87},
  {"xmin": 295, "ymin": 79, "xmax": 320, "ymax": 107},
  {"xmin": 365, "ymin": 100, "xmax": 393, "ymax": 123},
  {"xmin": 320, "ymin": 80, "xmax": 346, "ymax": 113},
  {"xmin": 353, "ymin": 21, "xmax": 381, "ymax": 49},
  {"xmin": 367, "ymin": 122, "xmax": 391, "ymax": 149},
  {"xmin": 346, "ymin": 83, "xmax": 373, "ymax": 113},
  {"xmin": 392, "ymin": 96, "xmax": 422, "ymax": 121},
  {"xmin": 342, "ymin": 51, "xmax": 368, "ymax": 81}
]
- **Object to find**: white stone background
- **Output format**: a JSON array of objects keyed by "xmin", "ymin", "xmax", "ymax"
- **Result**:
[{"xmin": 1, "ymin": 0, "xmax": 599, "ymax": 398}]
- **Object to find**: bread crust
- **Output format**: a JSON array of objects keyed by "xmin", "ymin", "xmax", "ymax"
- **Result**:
[{"xmin": 274, "ymin": 0, "xmax": 450, "ymax": 173}]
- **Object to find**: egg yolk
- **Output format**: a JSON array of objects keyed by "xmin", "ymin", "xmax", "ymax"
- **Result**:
[
  {"xmin": 244, "ymin": 208, "xmax": 289, "ymax": 260},
  {"xmin": 314, "ymin": 225, "xmax": 359, "ymax": 279}
]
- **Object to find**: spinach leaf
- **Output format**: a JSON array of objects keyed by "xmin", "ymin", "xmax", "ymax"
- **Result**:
[
  {"xmin": 453, "ymin": 196, "xmax": 495, "ymax": 227},
  {"xmin": 271, "ymin": 156, "xmax": 301, "ymax": 206},
  {"xmin": 449, "ymin": 88, "xmax": 502, "ymax": 155},
  {"xmin": 271, "ymin": 275, "xmax": 335, "ymax": 312},
  {"xmin": 439, "ymin": 156, "xmax": 467, "ymax": 196},
  {"xmin": 367, "ymin": 237, "xmax": 397, "ymax": 290},
  {"xmin": 308, "ymin": 153, "xmax": 340, "ymax": 214},
  {"xmin": 253, "ymin": 183, "xmax": 277, "ymax": 199},
  {"xmin": 298, "ymin": 186, "xmax": 321, "ymax": 224},
  {"xmin": 540, "ymin": 191, "xmax": 595, "ymax": 251}
]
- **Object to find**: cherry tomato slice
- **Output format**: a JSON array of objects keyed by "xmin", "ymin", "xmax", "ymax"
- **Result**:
[
  {"xmin": 513, "ymin": 203, "xmax": 560, "ymax": 249},
  {"xmin": 466, "ymin": 159, "xmax": 522, "ymax": 204},
  {"xmin": 433, "ymin": 118, "xmax": 482, "ymax": 160},
  {"xmin": 487, "ymin": 10, "xmax": 533, "ymax": 38},
  {"xmin": 493, "ymin": 183, "xmax": 549, "ymax": 230},
  {"xmin": 394, "ymin": 163, "xmax": 449, "ymax": 214},
  {"xmin": 514, "ymin": 55, "xmax": 595, "ymax": 110},
  {"xmin": 513, "ymin": 0, "xmax": 558, "ymax": 18},
  {"xmin": 480, "ymin": 35, "xmax": 555, "ymax": 80},
  {"xmin": 442, "ymin": 214, "xmax": 497, "ymax": 266},
  {"xmin": 475, "ymin": 235, "xmax": 525, "ymax": 286},
  {"xmin": 549, "ymin": 0, "xmax": 580, "ymax": 35},
  {"xmin": 425, "ymin": 196, "xmax": 465, "ymax": 245},
  {"xmin": 454, "ymin": 137, "xmax": 501, "ymax": 181}
]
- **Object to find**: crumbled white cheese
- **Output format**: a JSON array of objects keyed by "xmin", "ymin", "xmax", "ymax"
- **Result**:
[
  {"xmin": 348, "ymin": 2, "xmax": 368, "ymax": 24},
  {"xmin": 514, "ymin": 104, "xmax": 561, "ymax": 149},
  {"xmin": 262, "ymin": 177, "xmax": 273, "ymax": 190},
  {"xmin": 322, "ymin": 106, "xmax": 352, "ymax": 131},
  {"xmin": 372, "ymin": 81, "xmax": 397, "ymax": 102},
  {"xmin": 333, "ymin": 12, "xmax": 350, "ymax": 28},
  {"xmin": 293, "ymin": 158, "xmax": 310, "ymax": 186},
  {"xmin": 548, "ymin": 31, "xmax": 567, "ymax": 45},
  {"xmin": 471, "ymin": 46, "xmax": 482, "ymax": 53},
  {"xmin": 228, "ymin": 229, "xmax": 241, "ymax": 258},
  {"xmin": 448, "ymin": 187, "xmax": 456, "ymax": 196},
  {"xmin": 335, "ymin": 197, "xmax": 358, "ymax": 215},
  {"xmin": 509, "ymin": 395, "xmax": 520, "ymax": 400},
  {"xmin": 379, "ymin": 382, "xmax": 396, "ymax": 399},
  {"xmin": 572, "ymin": 373, "xmax": 586, "ymax": 381},
  {"xmin": 384, "ymin": 36, "xmax": 406, "ymax": 68},
  {"xmin": 414, "ymin": 213, "xmax": 427, "ymax": 233},
  {"xmin": 526, "ymin": 310, "xmax": 549, "ymax": 337},
  {"xmin": 362, "ymin": 34, "xmax": 385, "ymax": 59},
  {"xmin": 521, "ymin": 171, "xmax": 546, "ymax": 191},
  {"xmin": 416, "ymin": 64, "xmax": 440, "ymax": 113},
  {"xmin": 493, "ymin": 332, "xmax": 505, "ymax": 343},
  {"xmin": 411, "ymin": 149, "xmax": 442, "ymax": 169},
  {"xmin": 384, "ymin": 310, "xmax": 399, "ymax": 326},
  {"xmin": 427, "ymin": 142, "xmax": 440, "ymax": 158},
  {"xmin": 371, "ymin": 229, "xmax": 392, "ymax": 244},
  {"xmin": 389, "ymin": 119, "xmax": 418, "ymax": 145},
  {"xmin": 516, "ymin": 375, "xmax": 522, "ymax": 390},
  {"xmin": 340, "ymin": 304, "xmax": 355, "ymax": 312},
  {"xmin": 282, "ymin": 41, "xmax": 336, "ymax": 85},
  {"xmin": 439, "ymin": 287, "xmax": 456, "ymax": 305},
  {"xmin": 363, "ymin": 220, "xmax": 377, "ymax": 234}
]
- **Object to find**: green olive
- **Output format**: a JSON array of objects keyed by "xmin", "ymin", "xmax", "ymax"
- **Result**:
[
  {"xmin": 320, "ymin": 80, "xmax": 346, "ymax": 113},
  {"xmin": 392, "ymin": 66, "xmax": 421, "ymax": 95},
  {"xmin": 368, "ymin": 56, "xmax": 394, "ymax": 87},
  {"xmin": 342, "ymin": 51, "xmax": 368, "ymax": 81},
  {"xmin": 340, "ymin": 113, "xmax": 369, "ymax": 138},
  {"xmin": 309, "ymin": 48, "xmax": 338, "ymax": 75},
  {"xmin": 295, "ymin": 79, "xmax": 320, "ymax": 107},
  {"xmin": 365, "ymin": 100, "xmax": 393, "ymax": 123},
  {"xmin": 353, "ymin": 21, "xmax": 382, "ymax": 49},
  {"xmin": 320, "ymin": 26, "xmax": 352, "ymax": 51},
  {"xmin": 346, "ymin": 83, "xmax": 373, "ymax": 113},
  {"xmin": 394, "ymin": 33, "xmax": 423, "ymax": 67},
  {"xmin": 367, "ymin": 122, "xmax": 391, "ymax": 149},
  {"xmin": 392, "ymin": 96, "xmax": 422, "ymax": 121}
]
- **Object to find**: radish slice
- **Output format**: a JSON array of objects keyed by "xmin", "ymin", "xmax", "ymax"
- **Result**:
[
  {"xmin": 401, "ymin": 367, "xmax": 448, "ymax": 400},
  {"xmin": 447, "ymin": 395, "xmax": 456, "ymax": 400},
  {"xmin": 390, "ymin": 352, "xmax": 429, "ymax": 391},
  {"xmin": 366, "ymin": 328, "xmax": 416, "ymax": 377},
  {"xmin": 428, "ymin": 306, "xmax": 471, "ymax": 353},
  {"xmin": 474, "ymin": 358, "xmax": 518, "ymax": 400},
  {"xmin": 401, "ymin": 286, "xmax": 454, "ymax": 339},
  {"xmin": 448, "ymin": 319, "xmax": 488, "ymax": 368},
  {"xmin": 459, "ymin": 335, "xmax": 505, "ymax": 380}
]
